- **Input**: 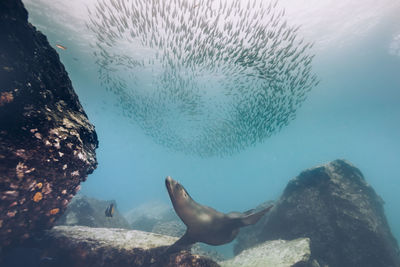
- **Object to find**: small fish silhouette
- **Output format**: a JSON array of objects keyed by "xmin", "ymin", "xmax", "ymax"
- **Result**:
[{"xmin": 105, "ymin": 203, "xmax": 115, "ymax": 217}]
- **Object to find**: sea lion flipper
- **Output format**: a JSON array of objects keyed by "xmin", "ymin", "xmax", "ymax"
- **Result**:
[
  {"xmin": 165, "ymin": 231, "xmax": 194, "ymax": 254},
  {"xmin": 239, "ymin": 205, "xmax": 273, "ymax": 226}
]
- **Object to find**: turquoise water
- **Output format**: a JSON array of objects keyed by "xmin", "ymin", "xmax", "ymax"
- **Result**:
[{"xmin": 24, "ymin": 0, "xmax": 400, "ymax": 251}]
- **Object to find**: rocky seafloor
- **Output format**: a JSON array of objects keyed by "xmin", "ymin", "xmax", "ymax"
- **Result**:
[
  {"xmin": 2, "ymin": 225, "xmax": 314, "ymax": 267},
  {"xmin": 4, "ymin": 159, "xmax": 399, "ymax": 267}
]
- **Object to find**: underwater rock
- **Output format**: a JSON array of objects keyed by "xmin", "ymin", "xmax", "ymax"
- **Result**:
[
  {"xmin": 220, "ymin": 238, "xmax": 317, "ymax": 267},
  {"xmin": 36, "ymin": 225, "xmax": 219, "ymax": 267},
  {"xmin": 234, "ymin": 159, "xmax": 400, "ymax": 267},
  {"xmin": 125, "ymin": 201, "xmax": 186, "ymax": 237},
  {"xmin": 0, "ymin": 0, "xmax": 98, "ymax": 248},
  {"xmin": 56, "ymin": 195, "xmax": 131, "ymax": 229}
]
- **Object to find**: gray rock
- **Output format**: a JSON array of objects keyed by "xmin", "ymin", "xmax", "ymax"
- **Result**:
[
  {"xmin": 221, "ymin": 238, "xmax": 315, "ymax": 267},
  {"xmin": 0, "ymin": 0, "xmax": 98, "ymax": 248},
  {"xmin": 47, "ymin": 225, "xmax": 178, "ymax": 250},
  {"xmin": 56, "ymin": 195, "xmax": 131, "ymax": 229},
  {"xmin": 235, "ymin": 159, "xmax": 400, "ymax": 267},
  {"xmin": 37, "ymin": 225, "xmax": 219, "ymax": 267},
  {"xmin": 125, "ymin": 201, "xmax": 185, "ymax": 237}
]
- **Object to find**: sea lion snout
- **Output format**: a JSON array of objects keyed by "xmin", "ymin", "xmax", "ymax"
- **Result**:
[
  {"xmin": 165, "ymin": 176, "xmax": 172, "ymax": 187},
  {"xmin": 165, "ymin": 176, "xmax": 176, "ymax": 192},
  {"xmin": 166, "ymin": 176, "xmax": 181, "ymax": 199}
]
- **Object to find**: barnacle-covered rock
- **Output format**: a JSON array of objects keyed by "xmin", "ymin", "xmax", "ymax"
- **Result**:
[{"xmin": 0, "ymin": 0, "xmax": 98, "ymax": 248}]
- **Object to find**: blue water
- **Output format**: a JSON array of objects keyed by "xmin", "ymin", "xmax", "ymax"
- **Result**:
[{"xmin": 24, "ymin": 0, "xmax": 400, "ymax": 251}]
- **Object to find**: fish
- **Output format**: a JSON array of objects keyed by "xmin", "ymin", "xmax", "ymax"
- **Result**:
[
  {"xmin": 86, "ymin": 0, "xmax": 319, "ymax": 157},
  {"xmin": 105, "ymin": 203, "xmax": 115, "ymax": 217},
  {"xmin": 55, "ymin": 44, "xmax": 67, "ymax": 50}
]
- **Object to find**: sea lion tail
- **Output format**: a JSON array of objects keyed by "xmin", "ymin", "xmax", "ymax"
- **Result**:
[{"xmin": 240, "ymin": 205, "xmax": 273, "ymax": 226}]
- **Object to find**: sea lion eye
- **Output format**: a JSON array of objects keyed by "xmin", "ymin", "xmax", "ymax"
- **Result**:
[{"xmin": 181, "ymin": 189, "xmax": 187, "ymax": 197}]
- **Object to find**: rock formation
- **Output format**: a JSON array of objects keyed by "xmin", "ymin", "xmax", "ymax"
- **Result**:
[
  {"xmin": 2, "ymin": 226, "xmax": 317, "ymax": 267},
  {"xmin": 125, "ymin": 201, "xmax": 185, "ymax": 237},
  {"xmin": 234, "ymin": 159, "xmax": 400, "ymax": 267},
  {"xmin": 0, "ymin": 0, "xmax": 98, "ymax": 248},
  {"xmin": 56, "ymin": 195, "xmax": 131, "ymax": 229},
  {"xmin": 221, "ymin": 238, "xmax": 318, "ymax": 267},
  {"xmin": 34, "ymin": 226, "xmax": 219, "ymax": 267}
]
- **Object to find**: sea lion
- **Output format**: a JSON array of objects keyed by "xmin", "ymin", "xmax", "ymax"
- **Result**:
[{"xmin": 165, "ymin": 176, "xmax": 273, "ymax": 253}]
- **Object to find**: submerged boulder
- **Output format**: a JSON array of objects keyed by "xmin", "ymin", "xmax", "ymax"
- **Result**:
[
  {"xmin": 35, "ymin": 225, "xmax": 219, "ymax": 267},
  {"xmin": 235, "ymin": 159, "xmax": 400, "ymax": 267},
  {"xmin": 56, "ymin": 195, "xmax": 131, "ymax": 229},
  {"xmin": 221, "ymin": 238, "xmax": 317, "ymax": 267},
  {"xmin": 0, "ymin": 0, "xmax": 98, "ymax": 248},
  {"xmin": 125, "ymin": 201, "xmax": 185, "ymax": 237}
]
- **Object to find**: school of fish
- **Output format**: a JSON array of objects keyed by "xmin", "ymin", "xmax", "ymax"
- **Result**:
[{"xmin": 86, "ymin": 0, "xmax": 319, "ymax": 157}]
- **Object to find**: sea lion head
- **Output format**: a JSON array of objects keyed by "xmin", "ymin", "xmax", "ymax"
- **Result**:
[
  {"xmin": 165, "ymin": 176, "xmax": 195, "ymax": 225},
  {"xmin": 165, "ymin": 176, "xmax": 189, "ymax": 202}
]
